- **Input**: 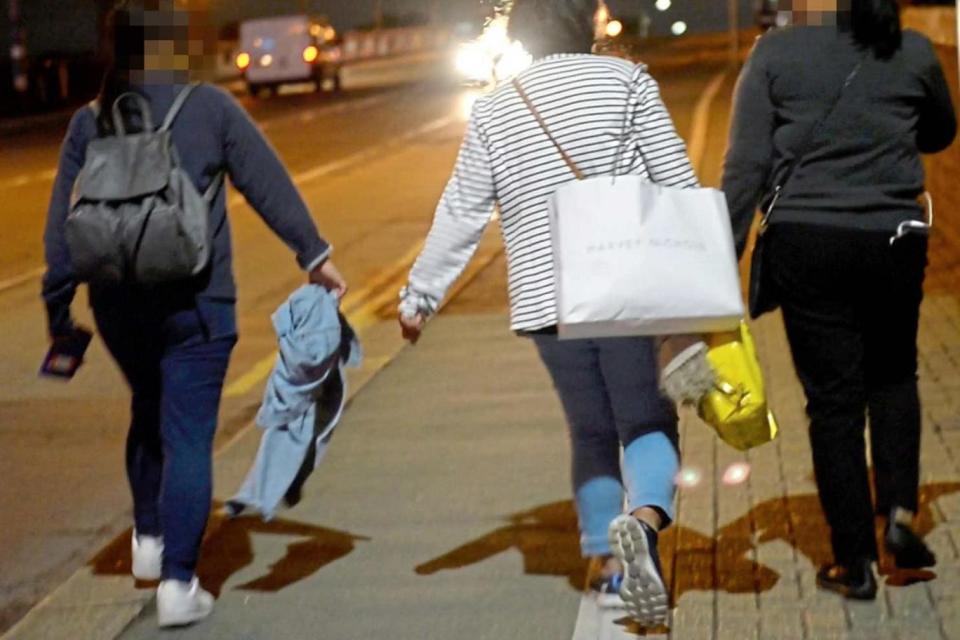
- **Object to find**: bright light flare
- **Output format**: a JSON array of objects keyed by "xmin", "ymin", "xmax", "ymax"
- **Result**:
[
  {"xmin": 494, "ymin": 41, "xmax": 533, "ymax": 82},
  {"xmin": 235, "ymin": 52, "xmax": 251, "ymax": 70},
  {"xmin": 655, "ymin": 0, "xmax": 672, "ymax": 11},
  {"xmin": 480, "ymin": 15, "xmax": 511, "ymax": 53},
  {"xmin": 722, "ymin": 462, "xmax": 752, "ymax": 486},
  {"xmin": 605, "ymin": 20, "xmax": 624, "ymax": 38},
  {"xmin": 454, "ymin": 15, "xmax": 532, "ymax": 86},
  {"xmin": 675, "ymin": 467, "xmax": 703, "ymax": 490},
  {"xmin": 455, "ymin": 42, "xmax": 493, "ymax": 83},
  {"xmin": 259, "ymin": 54, "xmax": 274, "ymax": 67},
  {"xmin": 671, "ymin": 21, "xmax": 688, "ymax": 36},
  {"xmin": 597, "ymin": 3, "xmax": 611, "ymax": 25},
  {"xmin": 303, "ymin": 45, "xmax": 319, "ymax": 63},
  {"xmin": 459, "ymin": 89, "xmax": 482, "ymax": 122}
]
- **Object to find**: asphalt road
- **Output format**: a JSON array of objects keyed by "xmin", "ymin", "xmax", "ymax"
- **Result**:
[{"xmin": 0, "ymin": 52, "xmax": 726, "ymax": 633}]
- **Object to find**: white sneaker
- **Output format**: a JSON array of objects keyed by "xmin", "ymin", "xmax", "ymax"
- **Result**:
[
  {"xmin": 156, "ymin": 578, "xmax": 215, "ymax": 628},
  {"xmin": 131, "ymin": 531, "xmax": 163, "ymax": 581},
  {"xmin": 608, "ymin": 515, "xmax": 670, "ymax": 628}
]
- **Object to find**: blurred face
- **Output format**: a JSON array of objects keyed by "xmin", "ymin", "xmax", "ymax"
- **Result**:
[
  {"xmin": 120, "ymin": 2, "xmax": 217, "ymax": 82},
  {"xmin": 796, "ymin": 0, "xmax": 839, "ymax": 9},
  {"xmin": 778, "ymin": 0, "xmax": 852, "ymax": 25}
]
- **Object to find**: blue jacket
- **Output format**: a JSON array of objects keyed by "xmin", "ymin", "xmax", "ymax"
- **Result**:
[
  {"xmin": 228, "ymin": 285, "xmax": 361, "ymax": 520},
  {"xmin": 43, "ymin": 83, "xmax": 331, "ymax": 337}
]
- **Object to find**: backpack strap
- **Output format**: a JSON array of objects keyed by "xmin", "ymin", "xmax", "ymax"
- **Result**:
[
  {"xmin": 112, "ymin": 92, "xmax": 154, "ymax": 135},
  {"xmin": 160, "ymin": 83, "xmax": 200, "ymax": 132},
  {"xmin": 203, "ymin": 171, "xmax": 226, "ymax": 203}
]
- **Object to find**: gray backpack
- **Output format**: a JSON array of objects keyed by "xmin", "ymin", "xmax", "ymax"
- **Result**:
[{"xmin": 66, "ymin": 84, "xmax": 224, "ymax": 284}]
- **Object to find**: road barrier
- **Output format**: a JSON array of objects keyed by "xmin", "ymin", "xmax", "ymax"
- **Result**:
[
  {"xmin": 212, "ymin": 26, "xmax": 450, "ymax": 82},
  {"xmin": 340, "ymin": 26, "xmax": 450, "ymax": 63}
]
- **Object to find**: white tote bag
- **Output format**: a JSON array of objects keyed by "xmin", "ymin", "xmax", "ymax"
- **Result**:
[
  {"xmin": 513, "ymin": 79, "xmax": 744, "ymax": 340},
  {"xmin": 549, "ymin": 177, "xmax": 744, "ymax": 339}
]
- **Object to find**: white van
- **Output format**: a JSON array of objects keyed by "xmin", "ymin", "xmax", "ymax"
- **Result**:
[{"xmin": 236, "ymin": 15, "xmax": 343, "ymax": 96}]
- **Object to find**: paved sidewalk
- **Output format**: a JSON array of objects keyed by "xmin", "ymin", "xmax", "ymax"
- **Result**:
[
  {"xmin": 84, "ymin": 293, "xmax": 958, "ymax": 639},
  {"xmin": 664, "ymin": 298, "xmax": 960, "ymax": 640}
]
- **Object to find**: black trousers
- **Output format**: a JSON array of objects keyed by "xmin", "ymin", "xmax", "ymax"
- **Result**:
[{"xmin": 769, "ymin": 223, "xmax": 927, "ymax": 565}]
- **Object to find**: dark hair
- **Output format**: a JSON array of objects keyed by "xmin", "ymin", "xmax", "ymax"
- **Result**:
[
  {"xmin": 849, "ymin": 0, "xmax": 902, "ymax": 58},
  {"xmin": 507, "ymin": 0, "xmax": 598, "ymax": 60},
  {"xmin": 98, "ymin": 0, "xmax": 187, "ymax": 135},
  {"xmin": 98, "ymin": 1, "xmax": 143, "ymax": 134}
]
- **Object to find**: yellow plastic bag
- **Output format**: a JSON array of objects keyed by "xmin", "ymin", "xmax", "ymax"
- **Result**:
[{"xmin": 698, "ymin": 322, "xmax": 779, "ymax": 451}]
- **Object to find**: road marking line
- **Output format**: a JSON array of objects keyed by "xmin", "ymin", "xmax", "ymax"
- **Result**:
[
  {"xmin": 0, "ymin": 174, "xmax": 32, "ymax": 189},
  {"xmin": 259, "ymin": 93, "xmax": 391, "ymax": 132},
  {"xmin": 0, "ymin": 266, "xmax": 45, "ymax": 292},
  {"xmin": 292, "ymin": 115, "xmax": 453, "ymax": 186},
  {"xmin": 224, "ymin": 225, "xmax": 502, "ymax": 400},
  {"xmin": 687, "ymin": 69, "xmax": 729, "ymax": 175},
  {"xmin": 0, "ymin": 91, "xmax": 399, "ymax": 192},
  {"xmin": 0, "ymin": 115, "xmax": 457, "ymax": 295},
  {"xmin": 572, "ymin": 595, "xmax": 660, "ymax": 640},
  {"xmin": 222, "ymin": 114, "xmax": 457, "ymax": 396},
  {"xmin": 223, "ymin": 240, "xmax": 425, "ymax": 398},
  {"xmin": 0, "ymin": 168, "xmax": 61, "ymax": 189}
]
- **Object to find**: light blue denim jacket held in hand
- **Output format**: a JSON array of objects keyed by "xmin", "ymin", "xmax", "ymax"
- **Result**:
[{"xmin": 229, "ymin": 285, "xmax": 361, "ymax": 520}]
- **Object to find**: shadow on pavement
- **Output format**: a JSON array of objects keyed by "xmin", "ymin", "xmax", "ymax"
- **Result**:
[
  {"xmin": 91, "ymin": 511, "xmax": 368, "ymax": 597},
  {"xmin": 415, "ymin": 481, "xmax": 960, "ymax": 602},
  {"xmin": 415, "ymin": 501, "xmax": 589, "ymax": 590}
]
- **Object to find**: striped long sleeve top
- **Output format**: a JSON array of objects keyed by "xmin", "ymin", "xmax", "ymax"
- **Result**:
[{"xmin": 400, "ymin": 53, "xmax": 699, "ymax": 333}]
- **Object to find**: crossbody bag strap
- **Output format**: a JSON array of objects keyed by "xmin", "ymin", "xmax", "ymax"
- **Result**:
[
  {"xmin": 761, "ymin": 56, "xmax": 866, "ymax": 229},
  {"xmin": 512, "ymin": 78, "xmax": 586, "ymax": 181}
]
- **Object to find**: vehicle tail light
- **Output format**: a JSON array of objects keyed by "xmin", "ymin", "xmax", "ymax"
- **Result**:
[{"xmin": 303, "ymin": 46, "xmax": 320, "ymax": 64}]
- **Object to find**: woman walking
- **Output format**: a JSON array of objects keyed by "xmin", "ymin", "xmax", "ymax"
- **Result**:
[
  {"xmin": 723, "ymin": 0, "xmax": 955, "ymax": 599},
  {"xmin": 398, "ymin": 0, "xmax": 699, "ymax": 626},
  {"xmin": 42, "ymin": 1, "xmax": 346, "ymax": 628}
]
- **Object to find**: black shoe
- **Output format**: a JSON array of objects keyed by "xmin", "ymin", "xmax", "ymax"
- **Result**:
[
  {"xmin": 816, "ymin": 559, "xmax": 877, "ymax": 600},
  {"xmin": 886, "ymin": 522, "xmax": 937, "ymax": 569}
]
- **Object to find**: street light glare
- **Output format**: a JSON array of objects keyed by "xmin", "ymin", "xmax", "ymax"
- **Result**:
[
  {"xmin": 655, "ymin": 0, "xmax": 672, "ymax": 11},
  {"xmin": 671, "ymin": 21, "xmax": 688, "ymax": 36}
]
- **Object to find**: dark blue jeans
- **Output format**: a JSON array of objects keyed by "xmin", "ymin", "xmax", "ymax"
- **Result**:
[
  {"xmin": 532, "ymin": 335, "xmax": 679, "ymax": 555},
  {"xmin": 92, "ymin": 289, "xmax": 236, "ymax": 582}
]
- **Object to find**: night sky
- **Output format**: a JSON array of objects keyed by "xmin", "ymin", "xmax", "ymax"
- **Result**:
[
  {"xmin": 218, "ymin": 1, "xmax": 757, "ymax": 36},
  {"xmin": 1, "ymin": 1, "xmax": 758, "ymax": 57}
]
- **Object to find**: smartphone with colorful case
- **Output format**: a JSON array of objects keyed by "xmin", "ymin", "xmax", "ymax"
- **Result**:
[{"xmin": 40, "ymin": 327, "xmax": 93, "ymax": 380}]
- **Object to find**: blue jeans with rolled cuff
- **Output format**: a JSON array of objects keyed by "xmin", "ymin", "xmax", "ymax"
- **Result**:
[{"xmin": 532, "ymin": 334, "xmax": 679, "ymax": 557}]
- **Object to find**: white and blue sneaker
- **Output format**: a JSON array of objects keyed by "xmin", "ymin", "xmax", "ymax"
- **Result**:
[
  {"xmin": 131, "ymin": 531, "xmax": 163, "ymax": 581},
  {"xmin": 589, "ymin": 570, "xmax": 628, "ymax": 609},
  {"xmin": 157, "ymin": 578, "xmax": 215, "ymax": 628},
  {"xmin": 608, "ymin": 515, "xmax": 670, "ymax": 628}
]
